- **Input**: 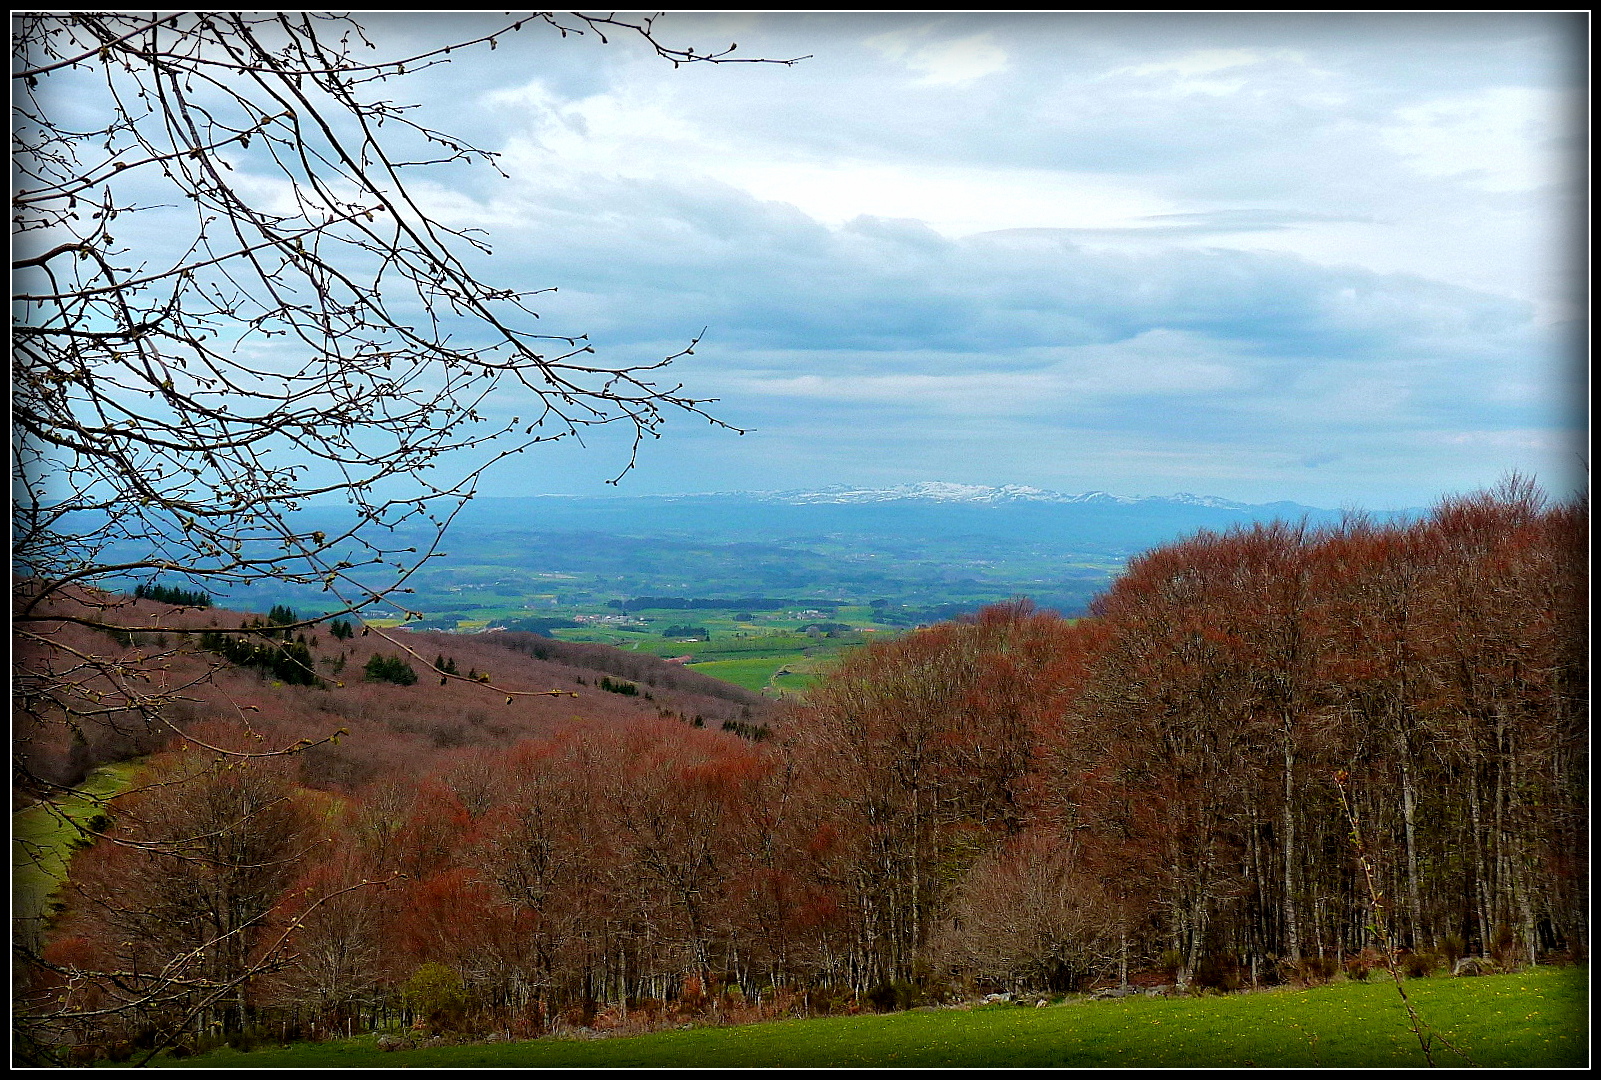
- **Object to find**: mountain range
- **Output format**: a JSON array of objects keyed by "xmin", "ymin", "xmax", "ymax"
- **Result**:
[
  {"xmin": 732, "ymin": 483, "xmax": 1309, "ymax": 511},
  {"xmin": 440, "ymin": 484, "xmax": 1391, "ymax": 553}
]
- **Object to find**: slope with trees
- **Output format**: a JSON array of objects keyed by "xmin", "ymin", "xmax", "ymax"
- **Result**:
[
  {"xmin": 21, "ymin": 480, "xmax": 1583, "ymax": 1063},
  {"xmin": 12, "ymin": 12, "xmax": 795, "ymax": 1063}
]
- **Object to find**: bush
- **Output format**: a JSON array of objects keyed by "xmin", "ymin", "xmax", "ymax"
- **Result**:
[
  {"xmin": 1400, "ymin": 950, "xmax": 1438, "ymax": 978},
  {"xmin": 629, "ymin": 997, "xmax": 664, "ymax": 1022},
  {"xmin": 1489, "ymin": 923, "xmax": 1521, "ymax": 969},
  {"xmin": 404, "ymin": 963, "xmax": 470, "ymax": 1033},
  {"xmin": 804, "ymin": 986, "xmax": 854, "ymax": 1015},
  {"xmin": 1287, "ymin": 956, "xmax": 1339, "ymax": 985},
  {"xmin": 1440, "ymin": 934, "xmax": 1467, "ymax": 969},
  {"xmin": 866, "ymin": 980, "xmax": 922, "ymax": 1013},
  {"xmin": 1192, "ymin": 954, "xmax": 1243, "ymax": 992}
]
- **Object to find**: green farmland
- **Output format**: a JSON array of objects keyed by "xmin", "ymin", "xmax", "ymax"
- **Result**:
[{"xmin": 685, "ymin": 654, "xmax": 807, "ymax": 693}]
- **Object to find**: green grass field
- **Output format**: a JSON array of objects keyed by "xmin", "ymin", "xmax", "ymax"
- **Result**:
[
  {"xmin": 130, "ymin": 966, "xmax": 1587, "ymax": 1069},
  {"xmin": 13, "ymin": 761, "xmax": 144, "ymax": 926},
  {"xmin": 686, "ymin": 654, "xmax": 808, "ymax": 693}
]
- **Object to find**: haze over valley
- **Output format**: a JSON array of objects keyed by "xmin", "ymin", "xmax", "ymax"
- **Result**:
[{"xmin": 224, "ymin": 483, "xmax": 1389, "ymax": 633}]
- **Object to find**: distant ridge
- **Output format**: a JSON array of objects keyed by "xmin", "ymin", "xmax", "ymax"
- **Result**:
[
  {"xmin": 614, "ymin": 483, "xmax": 1330, "ymax": 514},
  {"xmin": 424, "ymin": 484, "xmax": 1371, "ymax": 559},
  {"xmin": 745, "ymin": 483, "xmax": 1294, "ymax": 511}
]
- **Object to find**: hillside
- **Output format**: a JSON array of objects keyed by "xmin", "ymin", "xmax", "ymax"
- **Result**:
[
  {"xmin": 15, "ymin": 482, "xmax": 1584, "ymax": 1067},
  {"xmin": 14, "ymin": 590, "xmax": 774, "ymax": 799}
]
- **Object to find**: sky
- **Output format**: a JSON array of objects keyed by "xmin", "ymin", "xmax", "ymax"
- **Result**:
[{"xmin": 88, "ymin": 12, "xmax": 1598, "ymax": 511}]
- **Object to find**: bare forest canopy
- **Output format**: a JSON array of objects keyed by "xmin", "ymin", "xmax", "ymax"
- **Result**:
[{"xmin": 16, "ymin": 480, "xmax": 1586, "ymax": 1061}]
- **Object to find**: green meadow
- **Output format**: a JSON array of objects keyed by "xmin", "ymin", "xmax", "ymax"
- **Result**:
[
  {"xmin": 686, "ymin": 654, "xmax": 809, "ymax": 693},
  {"xmin": 12, "ymin": 760, "xmax": 143, "ymax": 927},
  {"xmin": 130, "ymin": 966, "xmax": 1586, "ymax": 1069}
]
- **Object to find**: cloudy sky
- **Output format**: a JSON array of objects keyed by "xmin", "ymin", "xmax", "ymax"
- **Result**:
[{"xmin": 360, "ymin": 13, "xmax": 1585, "ymax": 508}]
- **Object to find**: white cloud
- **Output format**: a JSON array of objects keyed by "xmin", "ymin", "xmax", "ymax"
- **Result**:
[
  {"xmin": 1110, "ymin": 47, "xmax": 1266, "ymax": 95},
  {"xmin": 867, "ymin": 29, "xmax": 1010, "ymax": 86},
  {"xmin": 716, "ymin": 331, "xmax": 1244, "ymax": 414},
  {"xmin": 393, "ymin": 13, "xmax": 1581, "ymax": 505},
  {"xmin": 707, "ymin": 160, "xmax": 1169, "ymax": 236},
  {"xmin": 1381, "ymin": 87, "xmax": 1569, "ymax": 193},
  {"xmin": 1433, "ymin": 429, "xmax": 1568, "ymax": 451}
]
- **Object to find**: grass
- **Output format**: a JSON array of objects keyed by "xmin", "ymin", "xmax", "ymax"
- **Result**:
[
  {"xmin": 686, "ymin": 654, "xmax": 807, "ymax": 693},
  {"xmin": 771, "ymin": 669, "xmax": 821, "ymax": 694},
  {"xmin": 128, "ymin": 965, "xmax": 1587, "ymax": 1069},
  {"xmin": 12, "ymin": 760, "xmax": 144, "ymax": 925}
]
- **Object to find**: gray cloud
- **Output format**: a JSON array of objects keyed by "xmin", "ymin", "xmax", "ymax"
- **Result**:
[{"xmin": 93, "ymin": 12, "xmax": 1580, "ymax": 507}]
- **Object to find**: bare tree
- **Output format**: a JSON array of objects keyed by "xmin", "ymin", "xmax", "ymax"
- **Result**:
[
  {"xmin": 11, "ymin": 9, "xmax": 799, "ymax": 775},
  {"xmin": 11, "ymin": 12, "xmax": 798, "ymax": 1062}
]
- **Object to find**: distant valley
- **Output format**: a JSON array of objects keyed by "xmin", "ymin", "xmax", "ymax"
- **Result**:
[{"xmin": 208, "ymin": 485, "xmax": 1400, "ymax": 659}]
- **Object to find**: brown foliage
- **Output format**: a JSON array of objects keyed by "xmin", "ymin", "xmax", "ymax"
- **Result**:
[{"xmin": 28, "ymin": 481, "xmax": 1585, "ymax": 1047}]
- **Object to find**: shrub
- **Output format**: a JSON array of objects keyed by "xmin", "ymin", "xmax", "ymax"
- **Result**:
[
  {"xmin": 720, "ymin": 719, "xmax": 771, "ymax": 741},
  {"xmin": 404, "ymin": 963, "xmax": 470, "ymax": 1033},
  {"xmin": 1288, "ymin": 956, "xmax": 1339, "ymax": 985},
  {"xmin": 628, "ymin": 997, "xmax": 664, "ymax": 1022},
  {"xmin": 1489, "ymin": 924, "xmax": 1520, "ymax": 969},
  {"xmin": 1192, "ymin": 954, "xmax": 1242, "ymax": 992},
  {"xmin": 1400, "ymin": 950, "xmax": 1438, "ymax": 978},
  {"xmin": 804, "ymin": 986, "xmax": 854, "ymax": 1015},
  {"xmin": 866, "ymin": 980, "xmax": 921, "ymax": 1013},
  {"xmin": 1441, "ymin": 934, "xmax": 1467, "ymax": 969}
]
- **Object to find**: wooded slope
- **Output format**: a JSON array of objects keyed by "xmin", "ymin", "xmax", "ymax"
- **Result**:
[{"xmin": 16, "ymin": 480, "xmax": 1585, "ymax": 1062}]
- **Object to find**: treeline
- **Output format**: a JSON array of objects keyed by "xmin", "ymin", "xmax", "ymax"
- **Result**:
[
  {"xmin": 27, "ymin": 482, "xmax": 1586, "ymax": 1056},
  {"xmin": 133, "ymin": 582, "xmax": 212, "ymax": 608},
  {"xmin": 1023, "ymin": 478, "xmax": 1586, "ymax": 989},
  {"xmin": 660, "ymin": 625, "xmax": 710, "ymax": 640}
]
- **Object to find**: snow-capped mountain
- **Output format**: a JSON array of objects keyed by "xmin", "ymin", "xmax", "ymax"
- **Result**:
[
  {"xmin": 440, "ymin": 485, "xmax": 1373, "ymax": 557},
  {"xmin": 750, "ymin": 483, "xmax": 1263, "ymax": 511}
]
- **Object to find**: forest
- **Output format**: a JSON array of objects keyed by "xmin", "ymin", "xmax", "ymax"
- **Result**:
[{"xmin": 15, "ymin": 480, "xmax": 1587, "ymax": 1061}]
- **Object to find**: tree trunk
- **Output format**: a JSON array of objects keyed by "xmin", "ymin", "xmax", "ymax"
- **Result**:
[{"xmin": 1282, "ymin": 732, "xmax": 1301, "ymax": 965}]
